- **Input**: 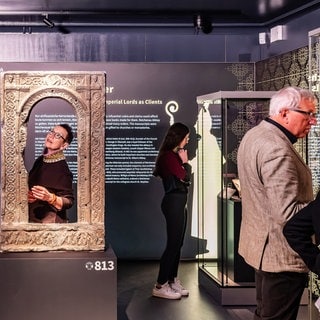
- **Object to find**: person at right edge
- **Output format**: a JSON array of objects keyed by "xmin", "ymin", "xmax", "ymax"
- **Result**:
[
  {"xmin": 152, "ymin": 122, "xmax": 191, "ymax": 300},
  {"xmin": 237, "ymin": 86, "xmax": 317, "ymax": 319}
]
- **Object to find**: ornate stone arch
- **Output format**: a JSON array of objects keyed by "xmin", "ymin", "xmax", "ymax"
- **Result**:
[{"xmin": 0, "ymin": 71, "xmax": 106, "ymax": 252}]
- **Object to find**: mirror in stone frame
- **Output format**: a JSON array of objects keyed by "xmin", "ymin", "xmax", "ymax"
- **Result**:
[{"xmin": 0, "ymin": 71, "xmax": 106, "ymax": 252}]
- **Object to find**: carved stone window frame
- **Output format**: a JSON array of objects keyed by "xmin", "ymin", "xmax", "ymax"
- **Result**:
[{"xmin": 0, "ymin": 71, "xmax": 106, "ymax": 252}]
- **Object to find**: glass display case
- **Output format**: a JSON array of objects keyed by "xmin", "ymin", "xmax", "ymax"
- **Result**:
[
  {"xmin": 308, "ymin": 27, "xmax": 320, "ymax": 320},
  {"xmin": 195, "ymin": 91, "xmax": 276, "ymax": 305}
]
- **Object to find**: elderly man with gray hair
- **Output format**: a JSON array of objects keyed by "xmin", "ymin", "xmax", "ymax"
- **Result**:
[{"xmin": 237, "ymin": 86, "xmax": 317, "ymax": 319}]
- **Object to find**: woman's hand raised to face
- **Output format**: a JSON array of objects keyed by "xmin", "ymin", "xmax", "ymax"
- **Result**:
[{"xmin": 178, "ymin": 148, "xmax": 188, "ymax": 164}]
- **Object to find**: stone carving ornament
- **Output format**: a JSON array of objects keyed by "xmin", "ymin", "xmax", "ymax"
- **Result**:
[{"xmin": 0, "ymin": 71, "xmax": 106, "ymax": 252}]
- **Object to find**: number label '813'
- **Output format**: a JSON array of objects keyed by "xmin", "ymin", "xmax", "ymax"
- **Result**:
[{"xmin": 85, "ymin": 260, "xmax": 115, "ymax": 271}]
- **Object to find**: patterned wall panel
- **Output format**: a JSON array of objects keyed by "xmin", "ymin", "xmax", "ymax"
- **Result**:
[
  {"xmin": 256, "ymin": 46, "xmax": 309, "ymax": 91},
  {"xmin": 256, "ymin": 43, "xmax": 320, "ymax": 306}
]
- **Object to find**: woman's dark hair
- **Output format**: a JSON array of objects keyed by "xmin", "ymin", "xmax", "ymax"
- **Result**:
[
  {"xmin": 60, "ymin": 123, "xmax": 74, "ymax": 144},
  {"xmin": 153, "ymin": 122, "xmax": 189, "ymax": 176},
  {"xmin": 159, "ymin": 122, "xmax": 189, "ymax": 152}
]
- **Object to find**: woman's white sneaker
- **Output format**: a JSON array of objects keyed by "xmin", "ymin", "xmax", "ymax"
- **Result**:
[
  {"xmin": 170, "ymin": 279, "xmax": 189, "ymax": 297},
  {"xmin": 152, "ymin": 283, "xmax": 182, "ymax": 300}
]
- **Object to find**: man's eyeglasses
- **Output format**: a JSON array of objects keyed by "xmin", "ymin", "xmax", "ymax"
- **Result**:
[
  {"xmin": 47, "ymin": 129, "xmax": 66, "ymax": 141},
  {"xmin": 290, "ymin": 109, "xmax": 317, "ymax": 119}
]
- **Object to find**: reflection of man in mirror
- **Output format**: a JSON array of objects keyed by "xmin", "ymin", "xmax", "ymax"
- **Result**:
[{"xmin": 28, "ymin": 124, "xmax": 74, "ymax": 223}]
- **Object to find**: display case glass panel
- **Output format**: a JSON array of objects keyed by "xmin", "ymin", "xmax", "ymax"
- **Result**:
[
  {"xmin": 308, "ymin": 27, "xmax": 320, "ymax": 320},
  {"xmin": 196, "ymin": 91, "xmax": 277, "ymax": 294}
]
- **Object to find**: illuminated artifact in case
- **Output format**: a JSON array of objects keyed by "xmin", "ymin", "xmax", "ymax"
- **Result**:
[{"xmin": 0, "ymin": 71, "xmax": 106, "ymax": 252}]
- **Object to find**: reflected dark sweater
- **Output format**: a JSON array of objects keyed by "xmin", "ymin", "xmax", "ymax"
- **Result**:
[{"xmin": 28, "ymin": 154, "xmax": 74, "ymax": 220}]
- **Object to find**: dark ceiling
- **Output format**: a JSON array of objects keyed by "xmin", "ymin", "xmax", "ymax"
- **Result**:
[{"xmin": 0, "ymin": 0, "xmax": 320, "ymax": 29}]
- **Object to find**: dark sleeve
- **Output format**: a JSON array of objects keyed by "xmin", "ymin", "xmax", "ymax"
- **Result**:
[
  {"xmin": 56, "ymin": 168, "xmax": 74, "ymax": 209},
  {"xmin": 182, "ymin": 163, "xmax": 192, "ymax": 183},
  {"xmin": 283, "ymin": 198, "xmax": 320, "ymax": 275}
]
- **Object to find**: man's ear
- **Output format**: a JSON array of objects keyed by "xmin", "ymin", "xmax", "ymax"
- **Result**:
[{"xmin": 279, "ymin": 109, "xmax": 288, "ymax": 117}]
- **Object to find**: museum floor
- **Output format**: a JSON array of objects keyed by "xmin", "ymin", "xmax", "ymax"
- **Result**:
[{"xmin": 117, "ymin": 260, "xmax": 310, "ymax": 320}]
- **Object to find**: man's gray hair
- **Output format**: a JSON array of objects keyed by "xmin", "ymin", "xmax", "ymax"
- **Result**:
[{"xmin": 269, "ymin": 86, "xmax": 316, "ymax": 116}]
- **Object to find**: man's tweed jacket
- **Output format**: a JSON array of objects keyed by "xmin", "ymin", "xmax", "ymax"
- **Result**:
[{"xmin": 237, "ymin": 119, "xmax": 313, "ymax": 273}]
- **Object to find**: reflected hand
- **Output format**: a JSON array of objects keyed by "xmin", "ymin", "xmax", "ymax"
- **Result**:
[
  {"xmin": 31, "ymin": 185, "xmax": 52, "ymax": 202},
  {"xmin": 28, "ymin": 190, "xmax": 37, "ymax": 203}
]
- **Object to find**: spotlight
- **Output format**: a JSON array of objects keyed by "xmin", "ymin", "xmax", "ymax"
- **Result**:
[
  {"xmin": 194, "ymin": 15, "xmax": 202, "ymax": 34},
  {"xmin": 193, "ymin": 14, "xmax": 213, "ymax": 34},
  {"xmin": 43, "ymin": 15, "xmax": 55, "ymax": 28}
]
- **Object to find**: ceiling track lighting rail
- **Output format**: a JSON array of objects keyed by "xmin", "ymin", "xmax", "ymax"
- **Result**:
[{"xmin": 0, "ymin": 6, "xmax": 313, "ymax": 28}]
